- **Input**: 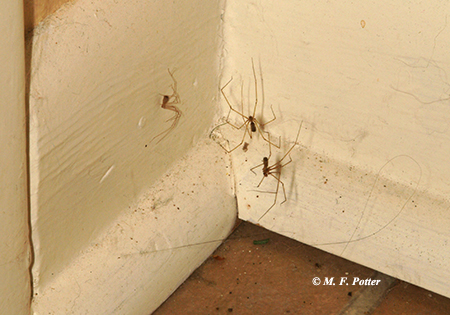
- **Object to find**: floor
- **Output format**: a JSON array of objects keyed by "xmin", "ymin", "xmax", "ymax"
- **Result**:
[{"xmin": 153, "ymin": 220, "xmax": 450, "ymax": 315}]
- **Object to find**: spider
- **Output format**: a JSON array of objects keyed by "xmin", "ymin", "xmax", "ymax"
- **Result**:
[
  {"xmin": 219, "ymin": 58, "xmax": 280, "ymax": 153},
  {"xmin": 251, "ymin": 122, "xmax": 303, "ymax": 222},
  {"xmin": 150, "ymin": 69, "xmax": 182, "ymax": 144}
]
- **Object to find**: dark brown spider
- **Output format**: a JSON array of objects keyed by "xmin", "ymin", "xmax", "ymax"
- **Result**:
[{"xmin": 251, "ymin": 122, "xmax": 303, "ymax": 221}]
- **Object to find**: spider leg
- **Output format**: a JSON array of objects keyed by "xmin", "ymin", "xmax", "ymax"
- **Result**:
[
  {"xmin": 163, "ymin": 105, "xmax": 182, "ymax": 123},
  {"xmin": 225, "ymin": 108, "xmax": 249, "ymax": 130},
  {"xmin": 166, "ymin": 69, "xmax": 181, "ymax": 103},
  {"xmin": 254, "ymin": 123, "xmax": 280, "ymax": 148},
  {"xmin": 221, "ymin": 122, "xmax": 251, "ymax": 153},
  {"xmin": 276, "ymin": 175, "xmax": 287, "ymax": 205},
  {"xmin": 165, "ymin": 115, "xmax": 177, "ymax": 123},
  {"xmin": 250, "ymin": 59, "xmax": 277, "ymax": 146},
  {"xmin": 169, "ymin": 91, "xmax": 180, "ymax": 104},
  {"xmin": 227, "ymin": 106, "xmax": 250, "ymax": 124},
  {"xmin": 221, "ymin": 77, "xmax": 249, "ymax": 122},
  {"xmin": 258, "ymin": 202, "xmax": 275, "ymax": 222},
  {"xmin": 167, "ymin": 69, "xmax": 177, "ymax": 91},
  {"xmin": 270, "ymin": 172, "xmax": 281, "ymax": 205},
  {"xmin": 258, "ymin": 172, "xmax": 284, "ymax": 222},
  {"xmin": 260, "ymin": 105, "xmax": 277, "ymax": 127},
  {"xmin": 256, "ymin": 174, "xmax": 266, "ymax": 188},
  {"xmin": 251, "ymin": 58, "xmax": 259, "ymax": 118},
  {"xmin": 258, "ymin": 173, "xmax": 279, "ymax": 221},
  {"xmin": 280, "ymin": 154, "xmax": 292, "ymax": 168},
  {"xmin": 250, "ymin": 162, "xmax": 264, "ymax": 175},
  {"xmin": 151, "ymin": 128, "xmax": 171, "ymax": 144},
  {"xmin": 277, "ymin": 121, "xmax": 303, "ymax": 162},
  {"xmin": 152, "ymin": 114, "xmax": 180, "ymax": 144}
]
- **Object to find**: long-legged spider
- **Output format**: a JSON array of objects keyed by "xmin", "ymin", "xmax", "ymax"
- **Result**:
[
  {"xmin": 220, "ymin": 58, "xmax": 280, "ymax": 153},
  {"xmin": 150, "ymin": 69, "xmax": 182, "ymax": 144},
  {"xmin": 250, "ymin": 122, "xmax": 303, "ymax": 222}
]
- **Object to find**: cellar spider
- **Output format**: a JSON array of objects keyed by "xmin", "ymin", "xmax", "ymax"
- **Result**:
[
  {"xmin": 250, "ymin": 121, "xmax": 303, "ymax": 222},
  {"xmin": 220, "ymin": 58, "xmax": 280, "ymax": 153},
  {"xmin": 150, "ymin": 69, "xmax": 182, "ymax": 144}
]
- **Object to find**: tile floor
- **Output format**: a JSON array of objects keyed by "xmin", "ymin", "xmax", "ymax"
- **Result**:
[{"xmin": 153, "ymin": 221, "xmax": 450, "ymax": 315}]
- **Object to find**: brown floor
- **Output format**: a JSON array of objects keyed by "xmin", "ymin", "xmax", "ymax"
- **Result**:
[{"xmin": 153, "ymin": 221, "xmax": 450, "ymax": 315}]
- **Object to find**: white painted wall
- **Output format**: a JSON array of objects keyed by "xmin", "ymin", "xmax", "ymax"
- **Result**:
[
  {"xmin": 219, "ymin": 0, "xmax": 450, "ymax": 298},
  {"xmin": 32, "ymin": 138, "xmax": 236, "ymax": 314},
  {"xmin": 0, "ymin": 0, "xmax": 31, "ymax": 313},
  {"xmin": 29, "ymin": 0, "xmax": 236, "ymax": 313},
  {"xmin": 28, "ymin": 0, "xmax": 450, "ymax": 313}
]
